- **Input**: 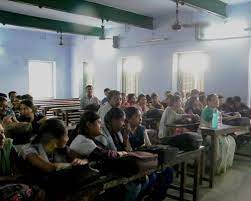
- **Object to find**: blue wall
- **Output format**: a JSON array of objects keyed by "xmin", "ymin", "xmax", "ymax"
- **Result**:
[{"xmin": 0, "ymin": 27, "xmax": 71, "ymax": 98}]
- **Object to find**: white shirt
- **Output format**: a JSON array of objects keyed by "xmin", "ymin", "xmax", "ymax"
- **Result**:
[
  {"xmin": 70, "ymin": 135, "xmax": 97, "ymax": 156},
  {"xmin": 97, "ymin": 102, "xmax": 112, "ymax": 125}
]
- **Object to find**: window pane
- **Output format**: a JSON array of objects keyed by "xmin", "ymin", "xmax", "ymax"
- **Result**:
[
  {"xmin": 177, "ymin": 52, "xmax": 208, "ymax": 94},
  {"xmin": 29, "ymin": 61, "xmax": 55, "ymax": 99},
  {"xmin": 121, "ymin": 57, "xmax": 140, "ymax": 95}
]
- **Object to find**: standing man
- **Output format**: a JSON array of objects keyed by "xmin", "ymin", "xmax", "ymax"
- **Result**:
[
  {"xmin": 8, "ymin": 91, "xmax": 17, "ymax": 108},
  {"xmin": 80, "ymin": 85, "xmax": 100, "ymax": 110}
]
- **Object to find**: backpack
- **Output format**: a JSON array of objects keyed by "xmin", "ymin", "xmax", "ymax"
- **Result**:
[
  {"xmin": 161, "ymin": 132, "xmax": 203, "ymax": 152},
  {"xmin": 102, "ymin": 151, "xmax": 158, "ymax": 176}
]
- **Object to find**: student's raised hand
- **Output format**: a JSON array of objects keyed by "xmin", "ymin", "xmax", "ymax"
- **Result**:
[
  {"xmin": 118, "ymin": 151, "xmax": 128, "ymax": 157},
  {"xmin": 71, "ymin": 158, "xmax": 89, "ymax": 166}
]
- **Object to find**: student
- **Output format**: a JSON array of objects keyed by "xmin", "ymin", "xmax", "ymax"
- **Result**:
[
  {"xmin": 0, "ymin": 123, "xmax": 45, "ymax": 201},
  {"xmin": 0, "ymin": 97, "xmax": 18, "ymax": 125},
  {"xmin": 124, "ymin": 107, "xmax": 151, "ymax": 150},
  {"xmin": 136, "ymin": 94, "xmax": 149, "ymax": 114},
  {"xmin": 12, "ymin": 95, "xmax": 22, "ymax": 118},
  {"xmin": 80, "ymin": 85, "xmax": 100, "ymax": 110},
  {"xmin": 8, "ymin": 91, "xmax": 17, "ymax": 109},
  {"xmin": 219, "ymin": 97, "xmax": 232, "ymax": 113},
  {"xmin": 121, "ymin": 92, "xmax": 129, "ymax": 108},
  {"xmin": 199, "ymin": 95, "xmax": 207, "ymax": 109},
  {"xmin": 161, "ymin": 93, "xmax": 173, "ymax": 109},
  {"xmin": 158, "ymin": 95, "xmax": 197, "ymax": 138},
  {"xmin": 200, "ymin": 94, "xmax": 236, "ymax": 174},
  {"xmin": 125, "ymin": 93, "xmax": 137, "ymax": 107},
  {"xmin": 70, "ymin": 111, "xmax": 127, "ymax": 162},
  {"xmin": 124, "ymin": 107, "xmax": 173, "ymax": 201},
  {"xmin": 185, "ymin": 96, "xmax": 202, "ymax": 115},
  {"xmin": 233, "ymin": 96, "xmax": 249, "ymax": 112},
  {"xmin": 21, "ymin": 119, "xmax": 87, "ymax": 173},
  {"xmin": 151, "ymin": 93, "xmax": 164, "ymax": 110},
  {"xmin": 20, "ymin": 119, "xmax": 88, "ymax": 200},
  {"xmin": 218, "ymin": 94, "xmax": 224, "ymax": 110},
  {"xmin": 18, "ymin": 100, "xmax": 46, "ymax": 134},
  {"xmin": 21, "ymin": 94, "xmax": 33, "ymax": 102},
  {"xmin": 98, "ymin": 90, "xmax": 122, "ymax": 125},
  {"xmin": 0, "ymin": 93, "xmax": 7, "ymax": 98},
  {"xmin": 96, "ymin": 108, "xmax": 132, "ymax": 151},
  {"xmin": 101, "ymin": 88, "xmax": 110, "ymax": 105}
]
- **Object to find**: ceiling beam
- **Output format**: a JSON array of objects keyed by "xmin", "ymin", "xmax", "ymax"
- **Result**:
[
  {"xmin": 0, "ymin": 10, "xmax": 102, "ymax": 36},
  {"xmin": 174, "ymin": 0, "xmax": 227, "ymax": 18},
  {"xmin": 9, "ymin": 0, "xmax": 154, "ymax": 29}
]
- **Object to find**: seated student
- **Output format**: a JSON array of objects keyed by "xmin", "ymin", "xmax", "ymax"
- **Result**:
[
  {"xmin": 124, "ymin": 107, "xmax": 151, "ymax": 150},
  {"xmin": 218, "ymin": 94, "xmax": 224, "ymax": 110},
  {"xmin": 151, "ymin": 93, "xmax": 164, "ymax": 110},
  {"xmin": 185, "ymin": 96, "xmax": 202, "ymax": 116},
  {"xmin": 20, "ymin": 119, "xmax": 87, "ymax": 173},
  {"xmin": 0, "ymin": 123, "xmax": 45, "ymax": 201},
  {"xmin": 124, "ymin": 93, "xmax": 137, "ymax": 107},
  {"xmin": 233, "ymin": 96, "xmax": 249, "ymax": 112},
  {"xmin": 96, "ymin": 108, "xmax": 132, "ymax": 151},
  {"xmin": 124, "ymin": 107, "xmax": 173, "ymax": 201},
  {"xmin": 80, "ymin": 85, "xmax": 100, "ymax": 110},
  {"xmin": 0, "ymin": 93, "xmax": 7, "ymax": 98},
  {"xmin": 101, "ymin": 88, "xmax": 110, "ymax": 105},
  {"xmin": 20, "ymin": 119, "xmax": 88, "ymax": 199},
  {"xmin": 18, "ymin": 100, "xmax": 46, "ymax": 135},
  {"xmin": 136, "ymin": 94, "xmax": 149, "ymax": 114},
  {"xmin": 146, "ymin": 94, "xmax": 153, "ymax": 108},
  {"xmin": 0, "ymin": 97, "xmax": 18, "ymax": 125},
  {"xmin": 159, "ymin": 95, "xmax": 197, "ymax": 138},
  {"xmin": 8, "ymin": 91, "xmax": 17, "ymax": 109},
  {"xmin": 21, "ymin": 94, "xmax": 33, "ymax": 102},
  {"xmin": 200, "ymin": 94, "xmax": 236, "ymax": 174},
  {"xmin": 12, "ymin": 95, "xmax": 22, "ymax": 119},
  {"xmin": 70, "ymin": 111, "xmax": 127, "ymax": 161},
  {"xmin": 98, "ymin": 90, "xmax": 122, "ymax": 125},
  {"xmin": 199, "ymin": 95, "xmax": 207, "ymax": 109},
  {"xmin": 220, "ymin": 97, "xmax": 235, "ymax": 113},
  {"xmin": 161, "ymin": 93, "xmax": 173, "ymax": 109},
  {"xmin": 121, "ymin": 92, "xmax": 129, "ymax": 108}
]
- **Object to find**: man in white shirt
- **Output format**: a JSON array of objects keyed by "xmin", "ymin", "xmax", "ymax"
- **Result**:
[
  {"xmin": 80, "ymin": 85, "xmax": 100, "ymax": 110},
  {"xmin": 98, "ymin": 90, "xmax": 122, "ymax": 124}
]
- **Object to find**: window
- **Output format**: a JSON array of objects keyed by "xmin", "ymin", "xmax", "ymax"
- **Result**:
[
  {"xmin": 121, "ymin": 57, "xmax": 141, "ymax": 95},
  {"xmin": 28, "ymin": 60, "xmax": 56, "ymax": 99},
  {"xmin": 79, "ymin": 62, "xmax": 94, "ymax": 98},
  {"xmin": 176, "ymin": 52, "xmax": 208, "ymax": 94}
]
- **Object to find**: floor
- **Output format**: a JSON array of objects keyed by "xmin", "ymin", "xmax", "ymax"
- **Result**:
[{"xmin": 166, "ymin": 143, "xmax": 251, "ymax": 201}]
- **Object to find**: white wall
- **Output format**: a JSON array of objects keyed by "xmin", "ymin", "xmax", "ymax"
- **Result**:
[{"xmin": 70, "ymin": 3, "xmax": 251, "ymax": 103}]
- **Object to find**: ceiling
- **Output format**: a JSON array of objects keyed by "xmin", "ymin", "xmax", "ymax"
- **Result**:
[
  {"xmin": 87, "ymin": 0, "xmax": 195, "ymax": 17},
  {"xmin": 221, "ymin": 0, "xmax": 251, "ymax": 4}
]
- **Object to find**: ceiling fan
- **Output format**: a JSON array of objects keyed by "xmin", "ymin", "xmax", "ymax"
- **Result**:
[
  {"xmin": 172, "ymin": 0, "xmax": 209, "ymax": 31},
  {"xmin": 99, "ymin": 19, "xmax": 112, "ymax": 40}
]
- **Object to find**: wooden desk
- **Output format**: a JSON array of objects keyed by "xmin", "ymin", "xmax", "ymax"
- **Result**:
[
  {"xmin": 82, "ymin": 147, "xmax": 204, "ymax": 201},
  {"xmin": 199, "ymin": 125, "xmax": 243, "ymax": 188}
]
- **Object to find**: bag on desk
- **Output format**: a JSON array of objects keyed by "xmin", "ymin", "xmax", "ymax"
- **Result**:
[
  {"xmin": 41, "ymin": 165, "xmax": 100, "ymax": 191},
  {"xmin": 102, "ymin": 151, "xmax": 158, "ymax": 176},
  {"xmin": 161, "ymin": 132, "xmax": 202, "ymax": 152},
  {"xmin": 223, "ymin": 117, "xmax": 250, "ymax": 126},
  {"xmin": 136, "ymin": 145, "xmax": 179, "ymax": 165}
]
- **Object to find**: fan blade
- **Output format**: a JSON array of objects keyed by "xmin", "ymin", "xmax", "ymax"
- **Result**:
[{"xmin": 182, "ymin": 22, "xmax": 209, "ymax": 28}]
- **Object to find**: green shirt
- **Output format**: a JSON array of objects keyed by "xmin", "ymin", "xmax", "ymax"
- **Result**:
[{"xmin": 201, "ymin": 106, "xmax": 217, "ymax": 123}]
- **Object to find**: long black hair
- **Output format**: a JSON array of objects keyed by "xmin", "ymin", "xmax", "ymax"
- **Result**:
[
  {"xmin": 79, "ymin": 111, "xmax": 100, "ymax": 137},
  {"xmin": 31, "ymin": 118, "xmax": 66, "ymax": 144}
]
